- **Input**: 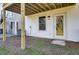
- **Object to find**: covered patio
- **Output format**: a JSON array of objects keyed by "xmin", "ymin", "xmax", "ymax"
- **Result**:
[{"xmin": 2, "ymin": 3, "xmax": 75, "ymax": 49}]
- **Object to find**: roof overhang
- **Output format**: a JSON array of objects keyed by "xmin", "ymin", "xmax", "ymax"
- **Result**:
[{"xmin": 3, "ymin": 3, "xmax": 76, "ymax": 16}]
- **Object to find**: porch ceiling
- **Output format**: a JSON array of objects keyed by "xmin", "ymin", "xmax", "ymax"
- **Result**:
[{"xmin": 3, "ymin": 3, "xmax": 75, "ymax": 16}]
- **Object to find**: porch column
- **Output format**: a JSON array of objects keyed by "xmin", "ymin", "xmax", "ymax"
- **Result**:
[
  {"xmin": 21, "ymin": 3, "xmax": 26, "ymax": 49},
  {"xmin": 3, "ymin": 9, "xmax": 6, "ymax": 46}
]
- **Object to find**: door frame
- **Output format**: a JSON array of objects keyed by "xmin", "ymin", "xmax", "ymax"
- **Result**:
[{"xmin": 54, "ymin": 13, "xmax": 66, "ymax": 39}]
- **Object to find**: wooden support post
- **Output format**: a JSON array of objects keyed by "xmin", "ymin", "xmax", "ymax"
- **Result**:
[
  {"xmin": 3, "ymin": 10, "xmax": 6, "ymax": 46},
  {"xmin": 21, "ymin": 3, "xmax": 26, "ymax": 49}
]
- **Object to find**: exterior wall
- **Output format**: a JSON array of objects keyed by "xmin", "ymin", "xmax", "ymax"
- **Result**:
[
  {"xmin": 0, "ymin": 4, "xmax": 21, "ymax": 35},
  {"xmin": 6, "ymin": 11, "xmax": 21, "ymax": 35},
  {"xmin": 6, "ymin": 11, "xmax": 21, "ymax": 29},
  {"xmin": 25, "ymin": 4, "xmax": 79, "ymax": 42},
  {"xmin": 25, "ymin": 14, "xmax": 53, "ymax": 39},
  {"xmin": 66, "ymin": 4, "xmax": 79, "ymax": 42}
]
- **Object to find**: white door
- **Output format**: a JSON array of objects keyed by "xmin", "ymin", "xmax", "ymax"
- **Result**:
[{"xmin": 54, "ymin": 14, "xmax": 65, "ymax": 39}]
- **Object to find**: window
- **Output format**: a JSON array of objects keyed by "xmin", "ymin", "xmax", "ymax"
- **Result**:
[
  {"xmin": 0, "ymin": 10, "xmax": 3, "ymax": 24},
  {"xmin": 0, "ymin": 18, "xmax": 3, "ymax": 24},
  {"xmin": 39, "ymin": 16, "xmax": 46, "ymax": 30},
  {"xmin": 10, "ymin": 22, "xmax": 13, "ymax": 29},
  {"xmin": 0, "ymin": 29, "xmax": 3, "ymax": 34}
]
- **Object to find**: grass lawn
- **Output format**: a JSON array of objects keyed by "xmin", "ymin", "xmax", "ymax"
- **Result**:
[
  {"xmin": 1, "ymin": 45, "xmax": 79, "ymax": 55},
  {"xmin": 0, "ymin": 36, "xmax": 79, "ymax": 55},
  {"xmin": 15, "ymin": 48, "xmax": 47, "ymax": 55},
  {"xmin": 0, "ymin": 47, "xmax": 47, "ymax": 55}
]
